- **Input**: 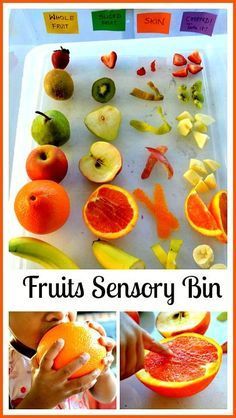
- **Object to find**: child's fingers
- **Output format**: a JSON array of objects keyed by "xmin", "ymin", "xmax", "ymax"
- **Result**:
[
  {"xmin": 65, "ymin": 368, "xmax": 100, "ymax": 393},
  {"xmin": 142, "ymin": 331, "xmax": 173, "ymax": 355},
  {"xmin": 31, "ymin": 353, "xmax": 39, "ymax": 370},
  {"xmin": 102, "ymin": 353, "xmax": 114, "ymax": 367},
  {"xmin": 86, "ymin": 320, "xmax": 106, "ymax": 336},
  {"xmin": 40, "ymin": 339, "xmax": 65, "ymax": 371},
  {"xmin": 98, "ymin": 336, "xmax": 116, "ymax": 351},
  {"xmin": 57, "ymin": 353, "xmax": 90, "ymax": 380}
]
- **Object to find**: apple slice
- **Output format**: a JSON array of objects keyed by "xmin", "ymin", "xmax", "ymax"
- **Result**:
[
  {"xmin": 84, "ymin": 105, "xmax": 121, "ymax": 141},
  {"xmin": 193, "ymin": 121, "xmax": 208, "ymax": 133},
  {"xmin": 194, "ymin": 113, "xmax": 215, "ymax": 126},
  {"xmin": 176, "ymin": 111, "xmax": 194, "ymax": 122},
  {"xmin": 79, "ymin": 141, "xmax": 122, "ymax": 183},
  {"xmin": 195, "ymin": 179, "xmax": 209, "ymax": 193},
  {"xmin": 156, "ymin": 311, "xmax": 211, "ymax": 337}
]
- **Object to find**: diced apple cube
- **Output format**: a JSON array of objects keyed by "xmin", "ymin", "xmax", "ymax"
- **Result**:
[
  {"xmin": 194, "ymin": 113, "xmax": 215, "ymax": 126},
  {"xmin": 176, "ymin": 111, "xmax": 194, "ymax": 122},
  {"xmin": 203, "ymin": 159, "xmax": 221, "ymax": 172},
  {"xmin": 177, "ymin": 119, "xmax": 193, "ymax": 136},
  {"xmin": 192, "ymin": 131, "xmax": 209, "ymax": 149},
  {"xmin": 195, "ymin": 179, "xmax": 209, "ymax": 193},
  {"xmin": 183, "ymin": 169, "xmax": 202, "ymax": 186},
  {"xmin": 193, "ymin": 121, "xmax": 208, "ymax": 133},
  {"xmin": 204, "ymin": 173, "xmax": 217, "ymax": 189},
  {"xmin": 189, "ymin": 158, "xmax": 208, "ymax": 175}
]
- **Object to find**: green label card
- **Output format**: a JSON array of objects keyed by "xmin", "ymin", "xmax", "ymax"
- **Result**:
[{"xmin": 92, "ymin": 9, "xmax": 126, "ymax": 31}]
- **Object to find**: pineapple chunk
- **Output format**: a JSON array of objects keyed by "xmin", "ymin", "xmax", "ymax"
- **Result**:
[
  {"xmin": 177, "ymin": 119, "xmax": 193, "ymax": 136},
  {"xmin": 194, "ymin": 113, "xmax": 215, "ymax": 126},
  {"xmin": 204, "ymin": 173, "xmax": 217, "ymax": 189},
  {"xmin": 193, "ymin": 121, "xmax": 208, "ymax": 133},
  {"xmin": 203, "ymin": 159, "xmax": 221, "ymax": 172},
  {"xmin": 176, "ymin": 111, "xmax": 194, "ymax": 122},
  {"xmin": 183, "ymin": 169, "xmax": 202, "ymax": 186},
  {"xmin": 192, "ymin": 131, "xmax": 209, "ymax": 149},
  {"xmin": 189, "ymin": 158, "xmax": 208, "ymax": 175},
  {"xmin": 195, "ymin": 179, "xmax": 209, "ymax": 193}
]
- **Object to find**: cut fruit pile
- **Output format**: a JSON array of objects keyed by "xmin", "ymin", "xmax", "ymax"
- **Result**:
[
  {"xmin": 176, "ymin": 111, "xmax": 215, "ymax": 148},
  {"xmin": 136, "ymin": 333, "xmax": 222, "ymax": 398},
  {"xmin": 183, "ymin": 158, "xmax": 220, "ymax": 192},
  {"xmin": 83, "ymin": 184, "xmax": 138, "ymax": 239}
]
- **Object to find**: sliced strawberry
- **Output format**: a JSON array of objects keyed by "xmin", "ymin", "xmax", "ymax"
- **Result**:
[
  {"xmin": 150, "ymin": 60, "xmax": 156, "ymax": 72},
  {"xmin": 101, "ymin": 51, "xmax": 117, "ymax": 69},
  {"xmin": 173, "ymin": 53, "xmax": 187, "ymax": 66},
  {"xmin": 172, "ymin": 67, "xmax": 188, "ymax": 77},
  {"xmin": 188, "ymin": 51, "xmax": 202, "ymax": 65},
  {"xmin": 137, "ymin": 67, "xmax": 146, "ymax": 76},
  {"xmin": 188, "ymin": 64, "xmax": 203, "ymax": 75}
]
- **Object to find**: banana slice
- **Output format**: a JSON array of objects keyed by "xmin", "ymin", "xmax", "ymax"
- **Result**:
[
  {"xmin": 210, "ymin": 264, "xmax": 226, "ymax": 269},
  {"xmin": 192, "ymin": 244, "xmax": 214, "ymax": 269}
]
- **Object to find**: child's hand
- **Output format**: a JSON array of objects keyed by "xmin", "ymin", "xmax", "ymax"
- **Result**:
[
  {"xmin": 86, "ymin": 320, "xmax": 115, "ymax": 373},
  {"xmin": 120, "ymin": 312, "xmax": 172, "ymax": 380},
  {"xmin": 16, "ymin": 339, "xmax": 100, "ymax": 409}
]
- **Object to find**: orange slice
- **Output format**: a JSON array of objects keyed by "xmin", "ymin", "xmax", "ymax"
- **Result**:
[
  {"xmin": 136, "ymin": 333, "xmax": 222, "ymax": 398},
  {"xmin": 185, "ymin": 190, "xmax": 222, "ymax": 237},
  {"xmin": 83, "ymin": 184, "xmax": 138, "ymax": 239},
  {"xmin": 209, "ymin": 190, "xmax": 227, "ymax": 243}
]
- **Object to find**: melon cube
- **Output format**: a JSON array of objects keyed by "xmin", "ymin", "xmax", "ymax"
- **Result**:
[
  {"xmin": 204, "ymin": 173, "xmax": 217, "ymax": 189},
  {"xmin": 192, "ymin": 131, "xmax": 209, "ymax": 149},
  {"xmin": 183, "ymin": 169, "xmax": 202, "ymax": 186}
]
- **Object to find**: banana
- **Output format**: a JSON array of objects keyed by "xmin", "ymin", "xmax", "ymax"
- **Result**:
[
  {"xmin": 192, "ymin": 244, "xmax": 214, "ymax": 269},
  {"xmin": 92, "ymin": 240, "xmax": 145, "ymax": 269},
  {"xmin": 210, "ymin": 264, "xmax": 226, "ymax": 269},
  {"xmin": 9, "ymin": 237, "xmax": 79, "ymax": 269}
]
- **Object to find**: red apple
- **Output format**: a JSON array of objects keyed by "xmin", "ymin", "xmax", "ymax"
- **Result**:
[
  {"xmin": 79, "ymin": 141, "xmax": 122, "ymax": 183},
  {"xmin": 125, "ymin": 311, "xmax": 140, "ymax": 324},
  {"xmin": 26, "ymin": 145, "xmax": 68, "ymax": 183},
  {"xmin": 156, "ymin": 311, "xmax": 211, "ymax": 337}
]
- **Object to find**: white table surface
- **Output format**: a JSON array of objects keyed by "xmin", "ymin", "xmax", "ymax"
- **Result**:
[{"xmin": 120, "ymin": 312, "xmax": 227, "ymax": 410}]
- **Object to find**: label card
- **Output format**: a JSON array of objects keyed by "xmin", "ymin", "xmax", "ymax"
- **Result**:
[
  {"xmin": 137, "ymin": 12, "xmax": 171, "ymax": 34},
  {"xmin": 44, "ymin": 12, "xmax": 79, "ymax": 34},
  {"xmin": 180, "ymin": 12, "xmax": 217, "ymax": 36},
  {"xmin": 92, "ymin": 9, "xmax": 126, "ymax": 31}
]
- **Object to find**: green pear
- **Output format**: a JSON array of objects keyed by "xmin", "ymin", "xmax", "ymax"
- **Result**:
[
  {"xmin": 31, "ymin": 110, "xmax": 70, "ymax": 146},
  {"xmin": 84, "ymin": 105, "xmax": 121, "ymax": 141}
]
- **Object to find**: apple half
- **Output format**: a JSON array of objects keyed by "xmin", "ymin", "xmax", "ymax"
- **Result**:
[
  {"xmin": 79, "ymin": 141, "xmax": 122, "ymax": 183},
  {"xmin": 156, "ymin": 311, "xmax": 211, "ymax": 337}
]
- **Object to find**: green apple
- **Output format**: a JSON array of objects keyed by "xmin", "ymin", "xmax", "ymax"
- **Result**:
[
  {"xmin": 79, "ymin": 141, "xmax": 122, "ymax": 183},
  {"xmin": 31, "ymin": 110, "xmax": 70, "ymax": 146},
  {"xmin": 84, "ymin": 105, "xmax": 121, "ymax": 141}
]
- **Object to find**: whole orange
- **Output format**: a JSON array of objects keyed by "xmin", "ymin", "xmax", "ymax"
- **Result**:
[
  {"xmin": 37, "ymin": 322, "xmax": 106, "ymax": 378},
  {"xmin": 14, "ymin": 180, "xmax": 70, "ymax": 234}
]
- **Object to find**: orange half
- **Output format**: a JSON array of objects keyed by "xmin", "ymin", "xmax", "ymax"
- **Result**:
[
  {"xmin": 185, "ymin": 190, "xmax": 222, "ymax": 237},
  {"xmin": 83, "ymin": 184, "xmax": 138, "ymax": 239},
  {"xmin": 209, "ymin": 190, "xmax": 227, "ymax": 243},
  {"xmin": 136, "ymin": 333, "xmax": 222, "ymax": 398}
]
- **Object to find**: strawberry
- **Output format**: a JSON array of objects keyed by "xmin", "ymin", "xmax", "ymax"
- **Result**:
[
  {"xmin": 188, "ymin": 64, "xmax": 203, "ymax": 75},
  {"xmin": 150, "ymin": 60, "xmax": 156, "ymax": 72},
  {"xmin": 173, "ymin": 53, "xmax": 187, "ymax": 66},
  {"xmin": 188, "ymin": 51, "xmax": 202, "ymax": 65},
  {"xmin": 51, "ymin": 46, "xmax": 70, "ymax": 69},
  {"xmin": 172, "ymin": 67, "xmax": 188, "ymax": 77},
  {"xmin": 137, "ymin": 67, "xmax": 146, "ymax": 76},
  {"xmin": 101, "ymin": 51, "xmax": 117, "ymax": 69}
]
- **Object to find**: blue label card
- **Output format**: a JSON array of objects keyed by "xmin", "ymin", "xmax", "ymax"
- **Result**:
[{"xmin": 180, "ymin": 12, "xmax": 217, "ymax": 36}]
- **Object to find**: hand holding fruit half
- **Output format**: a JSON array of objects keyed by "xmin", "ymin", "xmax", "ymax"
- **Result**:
[{"xmin": 120, "ymin": 312, "xmax": 172, "ymax": 380}]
